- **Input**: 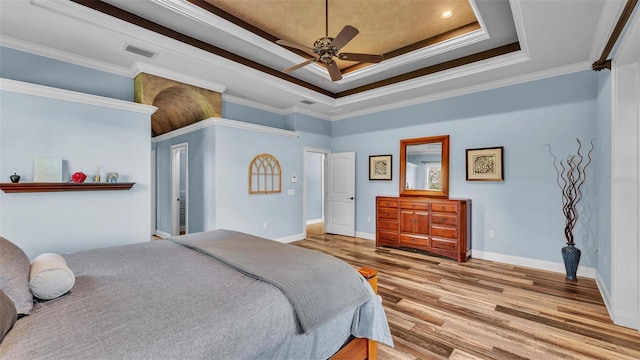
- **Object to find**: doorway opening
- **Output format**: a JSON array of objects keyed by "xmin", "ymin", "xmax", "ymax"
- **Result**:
[
  {"xmin": 303, "ymin": 147, "xmax": 328, "ymax": 239},
  {"xmin": 171, "ymin": 143, "xmax": 188, "ymax": 236}
]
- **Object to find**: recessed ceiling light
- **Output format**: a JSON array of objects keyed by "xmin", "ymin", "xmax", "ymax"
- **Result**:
[{"xmin": 440, "ymin": 10, "xmax": 454, "ymax": 19}]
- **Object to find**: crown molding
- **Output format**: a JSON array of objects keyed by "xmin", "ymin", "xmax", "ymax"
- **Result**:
[
  {"xmin": 589, "ymin": 0, "xmax": 629, "ymax": 61},
  {"xmin": 508, "ymin": 0, "xmax": 529, "ymax": 56},
  {"xmin": 332, "ymin": 60, "xmax": 589, "ymax": 121},
  {"xmin": 0, "ymin": 78, "xmax": 157, "ymax": 114},
  {"xmin": 612, "ymin": 1, "xmax": 640, "ymax": 67},
  {"xmin": 0, "ymin": 35, "xmax": 131, "ymax": 77},
  {"xmin": 151, "ymin": 117, "xmax": 300, "ymax": 143},
  {"xmin": 153, "ymin": 0, "xmax": 492, "ymax": 85},
  {"xmin": 0, "ymin": 36, "xmax": 226, "ymax": 97},
  {"xmin": 222, "ymin": 94, "xmax": 331, "ymax": 121},
  {"xmin": 222, "ymin": 94, "xmax": 287, "ymax": 115},
  {"xmin": 283, "ymin": 106, "xmax": 332, "ymax": 121},
  {"xmin": 332, "ymin": 49, "xmax": 529, "ymax": 117},
  {"xmin": 342, "ymin": 29, "xmax": 490, "ymax": 83}
]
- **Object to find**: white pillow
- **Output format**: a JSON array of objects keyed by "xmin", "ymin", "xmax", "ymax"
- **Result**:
[{"xmin": 29, "ymin": 253, "xmax": 75, "ymax": 300}]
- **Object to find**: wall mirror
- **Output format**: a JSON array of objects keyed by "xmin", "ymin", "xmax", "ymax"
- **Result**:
[{"xmin": 400, "ymin": 135, "xmax": 449, "ymax": 198}]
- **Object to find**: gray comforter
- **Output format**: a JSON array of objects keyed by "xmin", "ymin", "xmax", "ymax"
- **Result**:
[
  {"xmin": 0, "ymin": 230, "xmax": 392, "ymax": 360},
  {"xmin": 168, "ymin": 230, "xmax": 371, "ymax": 333}
]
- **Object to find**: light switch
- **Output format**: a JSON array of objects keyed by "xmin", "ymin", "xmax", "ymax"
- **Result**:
[{"xmin": 291, "ymin": 176, "xmax": 297, "ymax": 183}]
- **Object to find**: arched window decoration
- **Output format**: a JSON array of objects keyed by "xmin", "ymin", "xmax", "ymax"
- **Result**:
[{"xmin": 249, "ymin": 153, "xmax": 282, "ymax": 194}]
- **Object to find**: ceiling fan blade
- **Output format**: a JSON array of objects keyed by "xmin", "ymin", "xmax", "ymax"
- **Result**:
[
  {"xmin": 338, "ymin": 53, "xmax": 384, "ymax": 63},
  {"xmin": 276, "ymin": 40, "xmax": 317, "ymax": 56},
  {"xmin": 283, "ymin": 59, "xmax": 315, "ymax": 73},
  {"xmin": 326, "ymin": 60, "xmax": 342, "ymax": 81},
  {"xmin": 329, "ymin": 25, "xmax": 359, "ymax": 51}
]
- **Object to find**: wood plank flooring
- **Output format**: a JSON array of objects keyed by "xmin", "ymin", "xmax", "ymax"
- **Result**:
[{"xmin": 292, "ymin": 233, "xmax": 640, "ymax": 360}]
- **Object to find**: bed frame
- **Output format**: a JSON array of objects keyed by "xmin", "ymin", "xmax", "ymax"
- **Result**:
[{"xmin": 330, "ymin": 267, "xmax": 379, "ymax": 360}]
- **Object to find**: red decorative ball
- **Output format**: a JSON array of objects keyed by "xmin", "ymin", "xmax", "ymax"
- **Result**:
[{"xmin": 71, "ymin": 172, "xmax": 87, "ymax": 183}]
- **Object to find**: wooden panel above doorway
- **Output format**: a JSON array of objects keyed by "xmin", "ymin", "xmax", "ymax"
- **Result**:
[{"xmin": 134, "ymin": 73, "xmax": 222, "ymax": 136}]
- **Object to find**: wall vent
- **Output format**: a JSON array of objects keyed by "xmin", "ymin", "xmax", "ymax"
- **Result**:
[
  {"xmin": 125, "ymin": 45, "xmax": 157, "ymax": 58},
  {"xmin": 300, "ymin": 100, "xmax": 315, "ymax": 105}
]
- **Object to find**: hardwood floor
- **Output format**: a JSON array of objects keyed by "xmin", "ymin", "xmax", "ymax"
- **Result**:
[{"xmin": 292, "ymin": 233, "xmax": 640, "ymax": 360}]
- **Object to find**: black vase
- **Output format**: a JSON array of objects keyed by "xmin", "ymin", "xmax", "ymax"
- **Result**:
[
  {"xmin": 561, "ymin": 243, "xmax": 581, "ymax": 281},
  {"xmin": 9, "ymin": 173, "xmax": 20, "ymax": 183}
]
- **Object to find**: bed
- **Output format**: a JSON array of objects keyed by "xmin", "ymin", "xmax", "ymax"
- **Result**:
[{"xmin": 0, "ymin": 230, "xmax": 393, "ymax": 359}]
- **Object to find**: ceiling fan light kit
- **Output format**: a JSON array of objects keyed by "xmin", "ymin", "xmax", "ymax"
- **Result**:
[{"xmin": 276, "ymin": 0, "xmax": 383, "ymax": 81}]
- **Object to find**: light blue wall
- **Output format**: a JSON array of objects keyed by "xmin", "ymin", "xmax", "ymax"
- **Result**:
[
  {"xmin": 1, "ymin": 47, "xmax": 612, "ymax": 274},
  {"xmin": 153, "ymin": 119, "xmax": 331, "ymax": 239},
  {"xmin": 0, "ymin": 47, "xmax": 133, "ymax": 101},
  {"xmin": 0, "ymin": 90, "xmax": 151, "ymax": 258},
  {"xmin": 213, "ymin": 126, "xmax": 330, "ymax": 238},
  {"xmin": 285, "ymin": 112, "xmax": 332, "ymax": 136},
  {"xmin": 595, "ymin": 70, "xmax": 612, "ymax": 293},
  {"xmin": 332, "ymin": 70, "xmax": 599, "ymax": 268},
  {"xmin": 222, "ymin": 101, "xmax": 286, "ymax": 128},
  {"xmin": 155, "ymin": 126, "xmax": 215, "ymax": 234},
  {"xmin": 306, "ymin": 152, "xmax": 323, "ymax": 222}
]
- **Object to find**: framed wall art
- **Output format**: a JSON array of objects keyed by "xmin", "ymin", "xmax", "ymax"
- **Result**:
[
  {"xmin": 369, "ymin": 154, "xmax": 392, "ymax": 180},
  {"xmin": 466, "ymin": 147, "xmax": 504, "ymax": 181}
]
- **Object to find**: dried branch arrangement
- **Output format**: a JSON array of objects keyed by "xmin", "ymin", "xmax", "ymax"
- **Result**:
[{"xmin": 546, "ymin": 139, "xmax": 595, "ymax": 245}]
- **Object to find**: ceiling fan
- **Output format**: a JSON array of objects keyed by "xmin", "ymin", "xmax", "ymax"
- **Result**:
[{"xmin": 275, "ymin": 0, "xmax": 383, "ymax": 81}]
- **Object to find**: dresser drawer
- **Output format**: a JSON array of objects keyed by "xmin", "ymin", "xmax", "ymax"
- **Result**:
[
  {"xmin": 400, "ymin": 235, "xmax": 429, "ymax": 247},
  {"xmin": 431, "ymin": 237, "xmax": 457, "ymax": 251},
  {"xmin": 431, "ymin": 214, "xmax": 458, "ymax": 225},
  {"xmin": 377, "ymin": 219, "xmax": 398, "ymax": 231},
  {"xmin": 378, "ymin": 230, "xmax": 399, "ymax": 242},
  {"xmin": 400, "ymin": 201, "xmax": 430, "ymax": 211},
  {"xmin": 377, "ymin": 199, "xmax": 398, "ymax": 208},
  {"xmin": 431, "ymin": 225, "xmax": 457, "ymax": 239},
  {"xmin": 377, "ymin": 208, "xmax": 398, "ymax": 219},
  {"xmin": 431, "ymin": 203, "xmax": 458, "ymax": 213}
]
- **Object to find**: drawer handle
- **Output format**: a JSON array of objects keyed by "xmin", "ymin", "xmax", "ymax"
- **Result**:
[
  {"xmin": 441, "ymin": 230, "xmax": 446, "ymax": 235},
  {"xmin": 440, "ymin": 206, "xmax": 446, "ymax": 210}
]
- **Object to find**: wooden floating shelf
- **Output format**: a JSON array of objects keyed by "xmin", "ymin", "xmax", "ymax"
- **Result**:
[{"xmin": 0, "ymin": 182, "xmax": 135, "ymax": 193}]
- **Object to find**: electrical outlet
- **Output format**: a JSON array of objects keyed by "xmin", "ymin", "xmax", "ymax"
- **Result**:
[
  {"xmin": 367, "ymin": 217, "xmax": 371, "ymax": 223},
  {"xmin": 488, "ymin": 230, "xmax": 495, "ymax": 238},
  {"xmin": 263, "ymin": 222, "xmax": 268, "ymax": 230}
]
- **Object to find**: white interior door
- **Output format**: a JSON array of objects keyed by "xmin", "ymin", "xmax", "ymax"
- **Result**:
[{"xmin": 325, "ymin": 152, "xmax": 355, "ymax": 236}]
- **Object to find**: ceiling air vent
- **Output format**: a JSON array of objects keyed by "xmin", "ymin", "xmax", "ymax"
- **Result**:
[
  {"xmin": 300, "ymin": 100, "xmax": 315, "ymax": 105},
  {"xmin": 125, "ymin": 45, "xmax": 156, "ymax": 58}
]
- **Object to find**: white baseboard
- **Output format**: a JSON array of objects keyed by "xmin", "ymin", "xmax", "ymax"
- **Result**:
[
  {"xmin": 155, "ymin": 230, "xmax": 171, "ymax": 239},
  {"xmin": 356, "ymin": 231, "xmax": 375, "ymax": 241},
  {"xmin": 305, "ymin": 218, "xmax": 323, "ymax": 225},
  {"xmin": 276, "ymin": 232, "xmax": 305, "ymax": 243},
  {"xmin": 472, "ymin": 250, "xmax": 596, "ymax": 279},
  {"xmin": 595, "ymin": 270, "xmax": 613, "ymax": 319}
]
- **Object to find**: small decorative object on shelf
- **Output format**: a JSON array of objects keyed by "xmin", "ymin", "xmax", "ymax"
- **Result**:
[
  {"xmin": 107, "ymin": 172, "xmax": 119, "ymax": 183},
  {"xmin": 71, "ymin": 172, "xmax": 87, "ymax": 184},
  {"xmin": 94, "ymin": 165, "xmax": 101, "ymax": 183},
  {"xmin": 9, "ymin": 173, "xmax": 21, "ymax": 183}
]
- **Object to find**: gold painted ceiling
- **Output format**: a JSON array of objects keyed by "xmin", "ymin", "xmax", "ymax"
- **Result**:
[{"xmin": 203, "ymin": 0, "xmax": 480, "ymax": 71}]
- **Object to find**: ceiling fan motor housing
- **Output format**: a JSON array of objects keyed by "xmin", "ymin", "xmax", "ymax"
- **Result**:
[{"xmin": 313, "ymin": 36, "xmax": 338, "ymax": 63}]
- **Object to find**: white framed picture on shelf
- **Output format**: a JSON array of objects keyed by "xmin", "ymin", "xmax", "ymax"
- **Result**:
[{"xmin": 33, "ymin": 157, "xmax": 62, "ymax": 182}]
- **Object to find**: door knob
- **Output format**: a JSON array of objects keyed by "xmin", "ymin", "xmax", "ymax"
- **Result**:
[{"xmin": 349, "ymin": 197, "xmax": 354, "ymax": 200}]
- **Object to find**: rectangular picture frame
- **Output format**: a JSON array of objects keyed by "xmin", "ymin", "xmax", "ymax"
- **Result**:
[
  {"xmin": 369, "ymin": 154, "xmax": 392, "ymax": 180},
  {"xmin": 466, "ymin": 147, "xmax": 504, "ymax": 181}
]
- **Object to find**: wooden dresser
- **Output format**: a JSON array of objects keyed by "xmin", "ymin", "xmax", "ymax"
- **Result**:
[{"xmin": 376, "ymin": 196, "xmax": 471, "ymax": 262}]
